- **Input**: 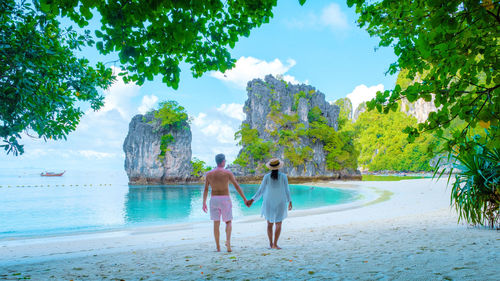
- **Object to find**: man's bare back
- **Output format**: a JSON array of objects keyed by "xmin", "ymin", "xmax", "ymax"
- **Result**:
[{"xmin": 205, "ymin": 168, "xmax": 236, "ymax": 196}]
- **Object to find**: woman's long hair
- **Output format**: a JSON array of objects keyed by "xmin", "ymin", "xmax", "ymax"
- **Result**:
[{"xmin": 271, "ymin": 169, "xmax": 279, "ymax": 180}]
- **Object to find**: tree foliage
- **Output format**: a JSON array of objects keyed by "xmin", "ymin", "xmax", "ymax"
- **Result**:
[
  {"xmin": 39, "ymin": 0, "xmax": 283, "ymax": 89},
  {"xmin": 308, "ymin": 120, "xmax": 358, "ymax": 170},
  {"xmin": 191, "ymin": 157, "xmax": 212, "ymax": 177},
  {"xmin": 348, "ymin": 0, "xmax": 499, "ymax": 145},
  {"xmin": 153, "ymin": 100, "xmax": 189, "ymax": 129},
  {"xmin": 0, "ymin": 0, "xmax": 114, "ymax": 155},
  {"xmin": 149, "ymin": 100, "xmax": 189, "ymax": 160},
  {"xmin": 234, "ymin": 123, "xmax": 275, "ymax": 171},
  {"xmin": 348, "ymin": 0, "xmax": 500, "ymax": 225},
  {"xmin": 4, "ymin": 0, "xmax": 309, "ymax": 156},
  {"xmin": 354, "ymin": 106, "xmax": 438, "ymax": 172}
]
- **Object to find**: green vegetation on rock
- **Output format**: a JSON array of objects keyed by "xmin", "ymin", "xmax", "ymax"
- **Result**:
[
  {"xmin": 150, "ymin": 101, "xmax": 189, "ymax": 160},
  {"xmin": 234, "ymin": 123, "xmax": 275, "ymax": 171},
  {"xmin": 154, "ymin": 101, "xmax": 189, "ymax": 130},
  {"xmin": 308, "ymin": 118, "xmax": 358, "ymax": 171},
  {"xmin": 335, "ymin": 98, "xmax": 353, "ymax": 129},
  {"xmin": 354, "ymin": 107, "xmax": 437, "ymax": 171},
  {"xmin": 191, "ymin": 158, "xmax": 213, "ymax": 177},
  {"xmin": 292, "ymin": 91, "xmax": 307, "ymax": 111}
]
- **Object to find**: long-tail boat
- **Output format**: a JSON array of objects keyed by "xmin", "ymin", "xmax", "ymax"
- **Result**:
[{"xmin": 40, "ymin": 171, "xmax": 65, "ymax": 177}]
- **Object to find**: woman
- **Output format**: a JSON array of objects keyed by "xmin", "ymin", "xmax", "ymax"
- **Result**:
[{"xmin": 246, "ymin": 158, "xmax": 292, "ymax": 249}]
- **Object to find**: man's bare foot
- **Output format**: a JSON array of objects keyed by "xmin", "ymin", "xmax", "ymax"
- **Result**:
[
  {"xmin": 272, "ymin": 245, "xmax": 282, "ymax": 250},
  {"xmin": 225, "ymin": 242, "xmax": 232, "ymax": 252},
  {"xmin": 216, "ymin": 246, "xmax": 221, "ymax": 252},
  {"xmin": 269, "ymin": 243, "xmax": 274, "ymax": 249}
]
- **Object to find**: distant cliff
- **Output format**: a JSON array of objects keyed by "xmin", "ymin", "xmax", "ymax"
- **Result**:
[
  {"xmin": 123, "ymin": 108, "xmax": 193, "ymax": 184},
  {"xmin": 350, "ymin": 99, "xmax": 436, "ymax": 123},
  {"xmin": 400, "ymin": 97, "xmax": 438, "ymax": 123},
  {"xmin": 352, "ymin": 102, "xmax": 367, "ymax": 122},
  {"xmin": 229, "ymin": 75, "xmax": 361, "ymax": 181}
]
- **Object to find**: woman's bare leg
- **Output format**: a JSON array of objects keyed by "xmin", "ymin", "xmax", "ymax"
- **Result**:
[
  {"xmin": 267, "ymin": 221, "xmax": 274, "ymax": 248},
  {"xmin": 273, "ymin": 222, "xmax": 282, "ymax": 249}
]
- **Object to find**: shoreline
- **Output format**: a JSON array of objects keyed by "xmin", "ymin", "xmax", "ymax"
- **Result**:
[
  {"xmin": 0, "ymin": 184, "xmax": 379, "ymax": 244},
  {"xmin": 0, "ymin": 182, "xmax": 373, "ymax": 242},
  {"xmin": 1, "ymin": 179, "xmax": 499, "ymax": 280},
  {"xmin": 127, "ymin": 172, "xmax": 363, "ymax": 185}
]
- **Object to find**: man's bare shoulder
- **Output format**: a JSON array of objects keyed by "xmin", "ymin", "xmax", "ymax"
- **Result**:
[
  {"xmin": 206, "ymin": 168, "xmax": 233, "ymax": 178},
  {"xmin": 222, "ymin": 168, "xmax": 234, "ymax": 175},
  {"xmin": 205, "ymin": 169, "xmax": 217, "ymax": 180}
]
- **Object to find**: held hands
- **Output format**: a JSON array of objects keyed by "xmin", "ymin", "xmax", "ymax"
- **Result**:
[
  {"xmin": 288, "ymin": 202, "xmax": 293, "ymax": 211},
  {"xmin": 202, "ymin": 202, "xmax": 208, "ymax": 213},
  {"xmin": 245, "ymin": 199, "xmax": 254, "ymax": 207}
]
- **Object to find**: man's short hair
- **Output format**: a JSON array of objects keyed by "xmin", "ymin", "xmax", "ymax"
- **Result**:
[{"xmin": 215, "ymin": 154, "xmax": 225, "ymax": 165}]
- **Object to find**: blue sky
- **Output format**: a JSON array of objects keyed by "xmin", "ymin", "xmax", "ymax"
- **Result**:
[{"xmin": 0, "ymin": 1, "xmax": 397, "ymax": 171}]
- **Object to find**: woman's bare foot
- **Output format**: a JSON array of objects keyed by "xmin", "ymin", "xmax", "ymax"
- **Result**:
[
  {"xmin": 272, "ymin": 245, "xmax": 282, "ymax": 250},
  {"xmin": 269, "ymin": 243, "xmax": 274, "ymax": 249},
  {"xmin": 225, "ymin": 242, "xmax": 232, "ymax": 252},
  {"xmin": 216, "ymin": 246, "xmax": 221, "ymax": 252}
]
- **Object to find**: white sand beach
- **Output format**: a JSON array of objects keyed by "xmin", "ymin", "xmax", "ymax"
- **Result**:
[{"xmin": 0, "ymin": 179, "xmax": 499, "ymax": 280}]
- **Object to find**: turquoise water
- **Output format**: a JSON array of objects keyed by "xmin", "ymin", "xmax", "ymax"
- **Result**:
[{"xmin": 0, "ymin": 169, "xmax": 359, "ymax": 238}]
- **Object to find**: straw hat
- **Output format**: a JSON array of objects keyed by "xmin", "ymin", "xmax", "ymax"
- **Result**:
[{"xmin": 266, "ymin": 158, "xmax": 284, "ymax": 170}]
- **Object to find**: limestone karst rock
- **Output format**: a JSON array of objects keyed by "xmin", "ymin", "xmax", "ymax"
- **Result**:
[
  {"xmin": 400, "ymin": 96, "xmax": 438, "ymax": 123},
  {"xmin": 123, "ymin": 112, "xmax": 192, "ymax": 184},
  {"xmin": 229, "ymin": 75, "xmax": 360, "ymax": 181}
]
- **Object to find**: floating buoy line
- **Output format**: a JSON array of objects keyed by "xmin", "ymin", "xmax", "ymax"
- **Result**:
[{"xmin": 0, "ymin": 184, "xmax": 113, "ymax": 188}]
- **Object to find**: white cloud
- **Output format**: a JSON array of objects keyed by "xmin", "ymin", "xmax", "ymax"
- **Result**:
[
  {"xmin": 191, "ymin": 106, "xmax": 244, "ymax": 165},
  {"xmin": 321, "ymin": 3, "xmax": 349, "ymax": 30},
  {"xmin": 211, "ymin": 56, "xmax": 299, "ymax": 89},
  {"xmin": 192, "ymin": 112, "xmax": 208, "ymax": 127},
  {"xmin": 216, "ymin": 103, "xmax": 245, "ymax": 121},
  {"xmin": 138, "ymin": 95, "xmax": 158, "ymax": 114},
  {"xmin": 346, "ymin": 84, "xmax": 385, "ymax": 117},
  {"xmin": 201, "ymin": 120, "xmax": 236, "ymax": 144},
  {"xmin": 99, "ymin": 66, "xmax": 141, "ymax": 120},
  {"xmin": 284, "ymin": 3, "xmax": 350, "ymax": 32},
  {"xmin": 281, "ymin": 74, "xmax": 309, "ymax": 86}
]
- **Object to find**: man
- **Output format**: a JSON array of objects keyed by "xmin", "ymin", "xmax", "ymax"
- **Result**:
[{"xmin": 202, "ymin": 153, "xmax": 247, "ymax": 252}]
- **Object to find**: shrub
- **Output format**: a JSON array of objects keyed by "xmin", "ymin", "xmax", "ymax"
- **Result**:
[
  {"xmin": 444, "ymin": 128, "xmax": 500, "ymax": 228},
  {"xmin": 234, "ymin": 124, "xmax": 275, "ymax": 165},
  {"xmin": 153, "ymin": 100, "xmax": 189, "ymax": 129},
  {"xmin": 150, "ymin": 100, "xmax": 189, "ymax": 159},
  {"xmin": 191, "ymin": 158, "xmax": 212, "ymax": 177}
]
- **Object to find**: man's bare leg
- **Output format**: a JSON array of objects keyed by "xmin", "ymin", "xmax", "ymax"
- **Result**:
[
  {"xmin": 272, "ymin": 222, "xmax": 282, "ymax": 249},
  {"xmin": 267, "ymin": 221, "xmax": 274, "ymax": 248},
  {"xmin": 225, "ymin": 221, "xmax": 232, "ymax": 252},
  {"xmin": 214, "ymin": 221, "xmax": 221, "ymax": 252}
]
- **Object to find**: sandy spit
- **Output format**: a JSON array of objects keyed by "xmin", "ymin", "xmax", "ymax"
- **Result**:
[{"xmin": 0, "ymin": 179, "xmax": 499, "ymax": 280}]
